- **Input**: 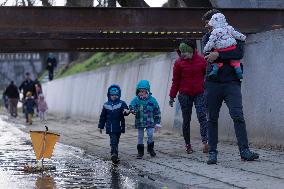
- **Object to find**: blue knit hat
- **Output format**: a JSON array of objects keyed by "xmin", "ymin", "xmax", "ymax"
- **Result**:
[{"xmin": 109, "ymin": 87, "xmax": 119, "ymax": 95}]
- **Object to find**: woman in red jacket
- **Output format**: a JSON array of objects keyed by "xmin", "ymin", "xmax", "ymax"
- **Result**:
[{"xmin": 169, "ymin": 40, "xmax": 208, "ymax": 154}]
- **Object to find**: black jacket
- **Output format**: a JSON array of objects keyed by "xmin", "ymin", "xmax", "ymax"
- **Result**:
[
  {"xmin": 4, "ymin": 84, "xmax": 19, "ymax": 99},
  {"xmin": 19, "ymin": 80, "xmax": 36, "ymax": 98},
  {"xmin": 202, "ymin": 32, "xmax": 244, "ymax": 83}
]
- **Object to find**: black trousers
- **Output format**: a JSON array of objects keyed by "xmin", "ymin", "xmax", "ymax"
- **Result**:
[{"xmin": 205, "ymin": 81, "xmax": 249, "ymax": 153}]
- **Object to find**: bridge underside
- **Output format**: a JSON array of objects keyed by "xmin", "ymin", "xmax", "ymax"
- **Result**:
[{"xmin": 0, "ymin": 7, "xmax": 283, "ymax": 52}]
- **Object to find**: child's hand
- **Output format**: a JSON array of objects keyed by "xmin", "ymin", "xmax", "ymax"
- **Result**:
[
  {"xmin": 123, "ymin": 109, "xmax": 130, "ymax": 115},
  {"xmin": 130, "ymin": 110, "xmax": 136, "ymax": 115},
  {"xmin": 154, "ymin": 124, "xmax": 162, "ymax": 133},
  {"xmin": 99, "ymin": 129, "xmax": 103, "ymax": 134}
]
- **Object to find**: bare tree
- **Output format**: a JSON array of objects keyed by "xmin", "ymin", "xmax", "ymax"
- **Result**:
[
  {"xmin": 66, "ymin": 0, "xmax": 93, "ymax": 7},
  {"xmin": 0, "ymin": 0, "xmax": 9, "ymax": 6},
  {"xmin": 117, "ymin": 0, "xmax": 149, "ymax": 7},
  {"xmin": 108, "ymin": 0, "xmax": 116, "ymax": 7}
]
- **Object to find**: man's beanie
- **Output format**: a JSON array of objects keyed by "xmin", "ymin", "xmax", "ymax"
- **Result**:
[{"xmin": 179, "ymin": 43, "xmax": 194, "ymax": 53}]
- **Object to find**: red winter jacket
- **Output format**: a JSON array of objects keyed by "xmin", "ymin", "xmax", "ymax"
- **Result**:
[{"xmin": 169, "ymin": 50, "xmax": 207, "ymax": 98}]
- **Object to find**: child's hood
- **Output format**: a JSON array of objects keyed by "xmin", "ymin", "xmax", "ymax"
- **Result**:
[
  {"xmin": 107, "ymin": 84, "xmax": 121, "ymax": 100},
  {"xmin": 136, "ymin": 80, "xmax": 152, "ymax": 96},
  {"xmin": 208, "ymin": 13, "xmax": 228, "ymax": 29}
]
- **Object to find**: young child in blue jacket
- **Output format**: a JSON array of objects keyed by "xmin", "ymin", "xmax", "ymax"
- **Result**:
[
  {"xmin": 98, "ymin": 84, "xmax": 129, "ymax": 164},
  {"xmin": 129, "ymin": 80, "xmax": 161, "ymax": 159}
]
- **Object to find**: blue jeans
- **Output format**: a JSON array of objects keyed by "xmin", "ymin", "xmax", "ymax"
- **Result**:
[
  {"xmin": 109, "ymin": 133, "xmax": 121, "ymax": 156},
  {"xmin": 137, "ymin": 128, "xmax": 154, "ymax": 145}
]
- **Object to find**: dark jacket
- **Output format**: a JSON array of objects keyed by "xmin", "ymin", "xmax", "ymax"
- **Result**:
[
  {"xmin": 169, "ymin": 50, "xmax": 207, "ymax": 98},
  {"xmin": 98, "ymin": 85, "xmax": 129, "ymax": 134},
  {"xmin": 46, "ymin": 57, "xmax": 57, "ymax": 71},
  {"xmin": 202, "ymin": 32, "xmax": 244, "ymax": 83},
  {"xmin": 4, "ymin": 84, "xmax": 19, "ymax": 99},
  {"xmin": 24, "ymin": 97, "xmax": 36, "ymax": 114},
  {"xmin": 19, "ymin": 79, "xmax": 36, "ymax": 98}
]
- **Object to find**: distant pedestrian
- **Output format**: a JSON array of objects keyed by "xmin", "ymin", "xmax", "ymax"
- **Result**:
[
  {"xmin": 98, "ymin": 85, "xmax": 129, "ymax": 164},
  {"xmin": 4, "ymin": 81, "xmax": 20, "ymax": 117},
  {"xmin": 129, "ymin": 80, "xmax": 161, "ymax": 159},
  {"xmin": 24, "ymin": 91, "xmax": 36, "ymax": 125},
  {"xmin": 37, "ymin": 94, "xmax": 48, "ymax": 122},
  {"xmin": 2, "ymin": 92, "xmax": 9, "ymax": 113},
  {"xmin": 46, "ymin": 53, "xmax": 57, "ymax": 81}
]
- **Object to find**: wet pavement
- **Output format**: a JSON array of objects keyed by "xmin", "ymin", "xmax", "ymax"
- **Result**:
[{"xmin": 0, "ymin": 115, "xmax": 171, "ymax": 189}]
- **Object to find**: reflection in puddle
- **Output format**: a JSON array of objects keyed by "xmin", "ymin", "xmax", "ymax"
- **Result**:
[{"xmin": 0, "ymin": 116, "xmax": 153, "ymax": 189}]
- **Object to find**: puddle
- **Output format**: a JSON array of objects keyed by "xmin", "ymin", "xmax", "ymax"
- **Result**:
[{"xmin": 0, "ymin": 116, "xmax": 163, "ymax": 189}]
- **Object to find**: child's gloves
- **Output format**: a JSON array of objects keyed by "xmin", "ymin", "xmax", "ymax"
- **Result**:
[
  {"xmin": 130, "ymin": 110, "xmax": 136, "ymax": 115},
  {"xmin": 155, "ymin": 124, "xmax": 162, "ymax": 133},
  {"xmin": 123, "ymin": 109, "xmax": 130, "ymax": 115}
]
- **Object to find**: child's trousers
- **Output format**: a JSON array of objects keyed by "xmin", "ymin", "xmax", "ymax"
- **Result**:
[
  {"xmin": 137, "ymin": 128, "xmax": 155, "ymax": 145},
  {"xmin": 39, "ymin": 111, "xmax": 46, "ymax": 121},
  {"xmin": 28, "ymin": 113, "xmax": 33, "ymax": 124},
  {"xmin": 109, "ymin": 133, "xmax": 121, "ymax": 156}
]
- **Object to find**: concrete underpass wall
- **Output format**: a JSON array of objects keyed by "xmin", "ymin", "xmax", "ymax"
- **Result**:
[{"xmin": 43, "ymin": 29, "xmax": 284, "ymax": 147}]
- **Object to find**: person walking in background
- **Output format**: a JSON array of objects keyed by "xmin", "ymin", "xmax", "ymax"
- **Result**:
[
  {"xmin": 46, "ymin": 53, "xmax": 57, "ymax": 81},
  {"xmin": 169, "ymin": 40, "xmax": 209, "ymax": 154},
  {"xmin": 129, "ymin": 80, "xmax": 161, "ymax": 159},
  {"xmin": 98, "ymin": 85, "xmax": 129, "ymax": 164},
  {"xmin": 19, "ymin": 72, "xmax": 36, "ymax": 121},
  {"xmin": 4, "ymin": 81, "xmax": 20, "ymax": 117},
  {"xmin": 2, "ymin": 91, "xmax": 9, "ymax": 113},
  {"xmin": 37, "ymin": 94, "xmax": 48, "ymax": 122},
  {"xmin": 24, "ymin": 91, "xmax": 36, "ymax": 125}
]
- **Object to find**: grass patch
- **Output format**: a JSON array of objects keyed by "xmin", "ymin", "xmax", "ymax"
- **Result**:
[{"xmin": 56, "ymin": 52, "xmax": 162, "ymax": 79}]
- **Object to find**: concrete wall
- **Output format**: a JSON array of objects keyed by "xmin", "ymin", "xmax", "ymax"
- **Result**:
[
  {"xmin": 43, "ymin": 29, "xmax": 284, "ymax": 147},
  {"xmin": 210, "ymin": 0, "xmax": 284, "ymax": 8}
]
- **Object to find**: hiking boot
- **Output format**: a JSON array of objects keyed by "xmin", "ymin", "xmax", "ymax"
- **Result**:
[
  {"xmin": 202, "ymin": 142, "xmax": 209, "ymax": 153},
  {"xmin": 207, "ymin": 151, "xmax": 217, "ymax": 165},
  {"xmin": 185, "ymin": 144, "xmax": 193, "ymax": 154},
  {"xmin": 137, "ymin": 144, "xmax": 144, "ymax": 159},
  {"xmin": 147, "ymin": 142, "xmax": 156, "ymax": 157},
  {"xmin": 240, "ymin": 149, "xmax": 259, "ymax": 161}
]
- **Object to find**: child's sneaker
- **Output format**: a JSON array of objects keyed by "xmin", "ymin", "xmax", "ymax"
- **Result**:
[
  {"xmin": 240, "ymin": 149, "xmax": 259, "ymax": 161},
  {"xmin": 185, "ymin": 144, "xmax": 193, "ymax": 154}
]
